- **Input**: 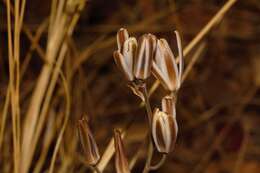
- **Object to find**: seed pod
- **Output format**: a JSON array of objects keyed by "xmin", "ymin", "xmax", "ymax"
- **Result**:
[
  {"xmin": 134, "ymin": 34, "xmax": 156, "ymax": 80},
  {"xmin": 117, "ymin": 28, "xmax": 129, "ymax": 52},
  {"xmin": 152, "ymin": 107, "xmax": 178, "ymax": 154},
  {"xmin": 152, "ymin": 31, "xmax": 183, "ymax": 92},
  {"xmin": 78, "ymin": 119, "xmax": 100, "ymax": 165},
  {"xmin": 114, "ymin": 130, "xmax": 131, "ymax": 173}
]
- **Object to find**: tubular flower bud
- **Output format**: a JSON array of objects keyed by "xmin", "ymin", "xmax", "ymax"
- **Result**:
[
  {"xmin": 152, "ymin": 31, "xmax": 183, "ymax": 92},
  {"xmin": 114, "ymin": 28, "xmax": 157, "ymax": 82},
  {"xmin": 134, "ymin": 34, "xmax": 156, "ymax": 80},
  {"xmin": 113, "ymin": 37, "xmax": 137, "ymax": 81},
  {"xmin": 152, "ymin": 97, "xmax": 178, "ymax": 153},
  {"xmin": 114, "ymin": 130, "xmax": 131, "ymax": 173},
  {"xmin": 78, "ymin": 119, "xmax": 100, "ymax": 165}
]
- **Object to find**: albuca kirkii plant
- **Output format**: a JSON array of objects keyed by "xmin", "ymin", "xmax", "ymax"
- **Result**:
[
  {"xmin": 77, "ymin": 28, "xmax": 183, "ymax": 173},
  {"xmin": 113, "ymin": 28, "xmax": 184, "ymax": 172}
]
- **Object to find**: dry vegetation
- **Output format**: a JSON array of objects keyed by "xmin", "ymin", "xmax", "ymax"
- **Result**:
[{"xmin": 0, "ymin": 0, "xmax": 260, "ymax": 172}]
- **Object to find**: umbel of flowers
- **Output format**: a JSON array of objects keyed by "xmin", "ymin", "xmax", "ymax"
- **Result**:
[
  {"xmin": 77, "ymin": 28, "xmax": 184, "ymax": 173},
  {"xmin": 113, "ymin": 28, "xmax": 184, "ymax": 171}
]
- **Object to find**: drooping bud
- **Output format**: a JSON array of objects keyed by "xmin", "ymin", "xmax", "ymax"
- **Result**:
[
  {"xmin": 152, "ymin": 97, "xmax": 178, "ymax": 153},
  {"xmin": 114, "ymin": 129, "xmax": 131, "ymax": 173},
  {"xmin": 78, "ymin": 118, "xmax": 100, "ymax": 165},
  {"xmin": 114, "ymin": 32, "xmax": 137, "ymax": 81},
  {"xmin": 134, "ymin": 34, "xmax": 156, "ymax": 80},
  {"xmin": 152, "ymin": 31, "xmax": 183, "ymax": 92},
  {"xmin": 117, "ymin": 28, "xmax": 129, "ymax": 52}
]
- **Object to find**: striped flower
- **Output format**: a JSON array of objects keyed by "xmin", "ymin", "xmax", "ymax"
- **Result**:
[
  {"xmin": 78, "ymin": 118, "xmax": 100, "ymax": 165},
  {"xmin": 152, "ymin": 96, "xmax": 178, "ymax": 153},
  {"xmin": 114, "ymin": 130, "xmax": 131, "ymax": 173},
  {"xmin": 113, "ymin": 28, "xmax": 156, "ymax": 81},
  {"xmin": 152, "ymin": 31, "xmax": 183, "ymax": 92}
]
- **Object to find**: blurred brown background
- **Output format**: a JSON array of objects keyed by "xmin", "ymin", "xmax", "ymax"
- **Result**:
[{"xmin": 0, "ymin": 0, "xmax": 260, "ymax": 172}]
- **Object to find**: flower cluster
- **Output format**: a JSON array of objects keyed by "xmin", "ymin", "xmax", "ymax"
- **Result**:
[
  {"xmin": 114, "ymin": 28, "xmax": 183, "ymax": 155},
  {"xmin": 77, "ymin": 28, "xmax": 184, "ymax": 173}
]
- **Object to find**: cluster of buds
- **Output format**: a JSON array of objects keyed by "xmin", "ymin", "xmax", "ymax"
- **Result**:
[{"xmin": 114, "ymin": 28, "xmax": 183, "ymax": 154}]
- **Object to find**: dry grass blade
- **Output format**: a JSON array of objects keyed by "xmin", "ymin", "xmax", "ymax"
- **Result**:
[
  {"xmin": 48, "ymin": 70, "xmax": 71, "ymax": 173},
  {"xmin": 0, "ymin": 87, "xmax": 10, "ymax": 150},
  {"xmin": 21, "ymin": 1, "xmax": 86, "ymax": 172}
]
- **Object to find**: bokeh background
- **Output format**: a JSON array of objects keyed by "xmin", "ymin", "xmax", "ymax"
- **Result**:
[{"xmin": 0, "ymin": 0, "xmax": 260, "ymax": 172}]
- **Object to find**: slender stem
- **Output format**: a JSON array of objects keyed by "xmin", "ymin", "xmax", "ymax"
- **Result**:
[
  {"xmin": 150, "ymin": 154, "xmax": 167, "ymax": 171},
  {"xmin": 90, "ymin": 166, "xmax": 101, "ymax": 173},
  {"xmin": 143, "ymin": 85, "xmax": 153, "ymax": 127},
  {"xmin": 142, "ymin": 85, "xmax": 154, "ymax": 173},
  {"xmin": 142, "ymin": 140, "xmax": 154, "ymax": 173}
]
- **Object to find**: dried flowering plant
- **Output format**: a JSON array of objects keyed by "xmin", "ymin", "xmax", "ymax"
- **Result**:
[
  {"xmin": 113, "ymin": 28, "xmax": 184, "ymax": 172},
  {"xmin": 79, "ymin": 28, "xmax": 184, "ymax": 173}
]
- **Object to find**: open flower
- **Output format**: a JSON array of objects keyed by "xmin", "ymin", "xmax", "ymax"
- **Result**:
[
  {"xmin": 114, "ymin": 129, "xmax": 131, "ymax": 173},
  {"xmin": 78, "ymin": 118, "xmax": 100, "ymax": 165},
  {"xmin": 152, "ymin": 96, "xmax": 178, "ymax": 153},
  {"xmin": 152, "ymin": 31, "xmax": 183, "ymax": 92},
  {"xmin": 113, "ymin": 28, "xmax": 156, "ymax": 82}
]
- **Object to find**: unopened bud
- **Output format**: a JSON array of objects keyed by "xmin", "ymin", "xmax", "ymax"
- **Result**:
[
  {"xmin": 78, "ymin": 118, "xmax": 100, "ymax": 165},
  {"xmin": 114, "ymin": 130, "xmax": 130, "ymax": 173}
]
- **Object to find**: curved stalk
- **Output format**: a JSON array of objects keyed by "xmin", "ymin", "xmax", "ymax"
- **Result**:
[
  {"xmin": 142, "ymin": 85, "xmax": 155, "ymax": 173},
  {"xmin": 150, "ymin": 154, "xmax": 167, "ymax": 171}
]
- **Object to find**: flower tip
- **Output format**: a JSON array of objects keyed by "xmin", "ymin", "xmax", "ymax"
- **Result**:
[
  {"xmin": 114, "ymin": 129, "xmax": 131, "ymax": 173},
  {"xmin": 78, "ymin": 118, "xmax": 100, "ymax": 165},
  {"xmin": 117, "ymin": 28, "xmax": 129, "ymax": 52}
]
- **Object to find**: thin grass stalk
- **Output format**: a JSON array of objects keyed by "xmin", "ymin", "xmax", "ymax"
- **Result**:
[
  {"xmin": 181, "ymin": 42, "xmax": 206, "ymax": 82},
  {"xmin": 6, "ymin": 0, "xmax": 19, "ymax": 172},
  {"xmin": 95, "ymin": 132, "xmax": 126, "ymax": 173},
  {"xmin": 20, "ymin": 20, "xmax": 48, "ymax": 80},
  {"xmin": 0, "ymin": 87, "xmax": 10, "ymax": 150},
  {"xmin": 33, "ymin": 115, "xmax": 56, "ymax": 173},
  {"xmin": 149, "ymin": 0, "xmax": 238, "ymax": 96},
  {"xmin": 20, "ymin": 2, "xmax": 78, "ymax": 172},
  {"xmin": 48, "ymin": 70, "xmax": 71, "ymax": 173},
  {"xmin": 33, "ymin": 0, "xmax": 85, "ymax": 164}
]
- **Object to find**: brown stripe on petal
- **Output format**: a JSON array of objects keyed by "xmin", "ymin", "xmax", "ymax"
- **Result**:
[
  {"xmin": 117, "ymin": 28, "xmax": 129, "ymax": 52},
  {"xmin": 78, "ymin": 119, "xmax": 100, "ymax": 165},
  {"xmin": 160, "ymin": 39, "xmax": 179, "ymax": 91},
  {"xmin": 122, "ymin": 37, "xmax": 137, "ymax": 74},
  {"xmin": 113, "ymin": 51, "xmax": 134, "ymax": 81},
  {"xmin": 156, "ymin": 114, "xmax": 167, "ymax": 151},
  {"xmin": 152, "ymin": 61, "xmax": 171, "ymax": 91},
  {"xmin": 134, "ymin": 35, "xmax": 146, "ymax": 79},
  {"xmin": 167, "ymin": 114, "xmax": 178, "ymax": 152},
  {"xmin": 147, "ymin": 34, "xmax": 157, "ymax": 59},
  {"xmin": 114, "ymin": 130, "xmax": 131, "ymax": 173}
]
